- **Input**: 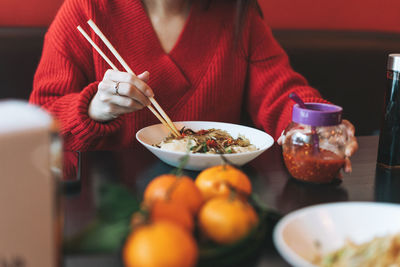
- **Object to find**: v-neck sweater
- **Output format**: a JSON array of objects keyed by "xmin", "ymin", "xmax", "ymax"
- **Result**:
[{"xmin": 30, "ymin": 0, "xmax": 327, "ymax": 151}]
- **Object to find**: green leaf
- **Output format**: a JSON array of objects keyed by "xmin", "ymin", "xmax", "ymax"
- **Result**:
[
  {"xmin": 97, "ymin": 182, "xmax": 140, "ymax": 222},
  {"xmin": 202, "ymin": 143, "xmax": 208, "ymax": 153},
  {"xmin": 64, "ymin": 219, "xmax": 131, "ymax": 253},
  {"xmin": 64, "ymin": 182, "xmax": 140, "ymax": 254}
]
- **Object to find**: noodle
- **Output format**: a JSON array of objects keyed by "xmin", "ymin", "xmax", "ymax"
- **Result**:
[
  {"xmin": 153, "ymin": 128, "xmax": 258, "ymax": 154},
  {"xmin": 314, "ymin": 233, "xmax": 400, "ymax": 267}
]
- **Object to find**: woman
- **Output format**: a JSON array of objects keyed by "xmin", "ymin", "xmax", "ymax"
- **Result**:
[{"xmin": 30, "ymin": 0, "xmax": 357, "ymax": 170}]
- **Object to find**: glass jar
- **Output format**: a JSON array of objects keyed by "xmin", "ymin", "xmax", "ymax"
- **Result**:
[{"xmin": 282, "ymin": 103, "xmax": 349, "ymax": 183}]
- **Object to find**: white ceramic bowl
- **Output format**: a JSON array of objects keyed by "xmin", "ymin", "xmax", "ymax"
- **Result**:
[
  {"xmin": 273, "ymin": 202, "xmax": 400, "ymax": 267},
  {"xmin": 136, "ymin": 121, "xmax": 274, "ymax": 171}
]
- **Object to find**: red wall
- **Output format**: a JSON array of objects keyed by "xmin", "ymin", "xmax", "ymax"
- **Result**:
[
  {"xmin": 0, "ymin": 0, "xmax": 63, "ymax": 27},
  {"xmin": 260, "ymin": 0, "xmax": 400, "ymax": 33},
  {"xmin": 1, "ymin": 0, "xmax": 400, "ymax": 33}
]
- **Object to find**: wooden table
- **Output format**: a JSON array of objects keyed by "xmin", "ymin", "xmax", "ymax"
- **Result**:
[{"xmin": 63, "ymin": 135, "xmax": 400, "ymax": 267}]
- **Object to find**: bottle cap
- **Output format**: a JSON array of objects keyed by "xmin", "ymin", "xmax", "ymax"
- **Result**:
[
  {"xmin": 387, "ymin": 54, "xmax": 400, "ymax": 72},
  {"xmin": 292, "ymin": 103, "xmax": 342, "ymax": 127}
]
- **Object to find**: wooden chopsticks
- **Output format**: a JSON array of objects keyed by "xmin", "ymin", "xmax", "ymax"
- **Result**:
[{"xmin": 77, "ymin": 20, "xmax": 181, "ymax": 137}]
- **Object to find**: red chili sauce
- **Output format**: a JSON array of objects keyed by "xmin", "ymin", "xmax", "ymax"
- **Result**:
[{"xmin": 283, "ymin": 144, "xmax": 346, "ymax": 183}]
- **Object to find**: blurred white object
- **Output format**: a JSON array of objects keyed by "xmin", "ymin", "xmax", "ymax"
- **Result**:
[
  {"xmin": 136, "ymin": 121, "xmax": 274, "ymax": 171},
  {"xmin": 273, "ymin": 202, "xmax": 400, "ymax": 267},
  {"xmin": 0, "ymin": 100, "xmax": 61, "ymax": 267}
]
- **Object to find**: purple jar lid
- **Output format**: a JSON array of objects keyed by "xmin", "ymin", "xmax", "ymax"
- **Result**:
[{"xmin": 292, "ymin": 103, "xmax": 342, "ymax": 126}]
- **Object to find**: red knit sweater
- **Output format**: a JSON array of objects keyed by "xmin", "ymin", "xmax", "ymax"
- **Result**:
[{"xmin": 30, "ymin": 0, "xmax": 326, "ymax": 151}]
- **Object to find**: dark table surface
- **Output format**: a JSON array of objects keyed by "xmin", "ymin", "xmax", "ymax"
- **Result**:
[{"xmin": 62, "ymin": 135, "xmax": 400, "ymax": 267}]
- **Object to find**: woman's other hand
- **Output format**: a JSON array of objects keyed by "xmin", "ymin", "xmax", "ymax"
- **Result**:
[
  {"xmin": 342, "ymin": 119, "xmax": 358, "ymax": 173},
  {"xmin": 88, "ymin": 70, "xmax": 154, "ymax": 121}
]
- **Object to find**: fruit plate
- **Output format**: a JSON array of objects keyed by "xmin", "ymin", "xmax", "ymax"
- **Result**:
[
  {"xmin": 136, "ymin": 121, "xmax": 274, "ymax": 171},
  {"xmin": 273, "ymin": 202, "xmax": 400, "ymax": 267},
  {"xmin": 63, "ymin": 181, "xmax": 280, "ymax": 267}
]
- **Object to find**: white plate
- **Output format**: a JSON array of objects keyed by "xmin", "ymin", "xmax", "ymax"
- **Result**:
[
  {"xmin": 136, "ymin": 121, "xmax": 274, "ymax": 171},
  {"xmin": 273, "ymin": 202, "xmax": 400, "ymax": 267}
]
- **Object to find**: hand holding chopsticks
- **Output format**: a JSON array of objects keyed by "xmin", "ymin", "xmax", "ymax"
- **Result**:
[{"xmin": 77, "ymin": 20, "xmax": 181, "ymax": 137}]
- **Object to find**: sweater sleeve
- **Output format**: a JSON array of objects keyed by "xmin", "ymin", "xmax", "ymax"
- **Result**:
[
  {"xmin": 245, "ymin": 13, "xmax": 328, "ymax": 140},
  {"xmin": 29, "ymin": 0, "xmax": 122, "ymax": 151}
]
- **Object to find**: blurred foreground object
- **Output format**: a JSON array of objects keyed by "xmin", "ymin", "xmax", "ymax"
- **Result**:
[{"xmin": 0, "ymin": 100, "xmax": 62, "ymax": 267}]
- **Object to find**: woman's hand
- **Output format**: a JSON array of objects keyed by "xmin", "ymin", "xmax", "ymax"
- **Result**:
[
  {"xmin": 341, "ymin": 119, "xmax": 358, "ymax": 173},
  {"xmin": 88, "ymin": 70, "xmax": 154, "ymax": 122}
]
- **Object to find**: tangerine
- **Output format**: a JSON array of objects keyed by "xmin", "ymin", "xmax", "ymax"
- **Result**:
[
  {"xmin": 144, "ymin": 174, "xmax": 203, "ymax": 215},
  {"xmin": 148, "ymin": 200, "xmax": 194, "ymax": 232},
  {"xmin": 198, "ymin": 196, "xmax": 258, "ymax": 244},
  {"xmin": 123, "ymin": 221, "xmax": 198, "ymax": 267},
  {"xmin": 195, "ymin": 165, "xmax": 252, "ymax": 201}
]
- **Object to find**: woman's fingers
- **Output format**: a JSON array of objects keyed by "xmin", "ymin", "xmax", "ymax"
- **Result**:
[
  {"xmin": 345, "ymin": 136, "xmax": 358, "ymax": 158},
  {"xmin": 104, "ymin": 69, "xmax": 154, "ymax": 97},
  {"xmin": 115, "ymin": 82, "xmax": 151, "ymax": 106},
  {"xmin": 340, "ymin": 119, "xmax": 357, "ymax": 173},
  {"xmin": 342, "ymin": 119, "xmax": 355, "ymax": 137},
  {"xmin": 341, "ymin": 119, "xmax": 358, "ymax": 157},
  {"xmin": 89, "ymin": 70, "xmax": 154, "ymax": 122},
  {"xmin": 131, "ymin": 74, "xmax": 154, "ymax": 98},
  {"xmin": 98, "ymin": 79, "xmax": 151, "ymax": 107},
  {"xmin": 344, "ymin": 157, "xmax": 352, "ymax": 173},
  {"xmin": 137, "ymin": 71, "xmax": 150, "ymax": 83},
  {"xmin": 109, "ymin": 95, "xmax": 145, "ymax": 111},
  {"xmin": 104, "ymin": 69, "xmax": 132, "ymax": 83},
  {"xmin": 277, "ymin": 130, "xmax": 285, "ymax": 145}
]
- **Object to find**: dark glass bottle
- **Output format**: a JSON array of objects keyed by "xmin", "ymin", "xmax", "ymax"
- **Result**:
[{"xmin": 377, "ymin": 54, "xmax": 400, "ymax": 168}]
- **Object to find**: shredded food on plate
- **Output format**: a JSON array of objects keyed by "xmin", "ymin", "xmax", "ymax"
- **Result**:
[
  {"xmin": 314, "ymin": 232, "xmax": 400, "ymax": 267},
  {"xmin": 153, "ymin": 127, "xmax": 258, "ymax": 154}
]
